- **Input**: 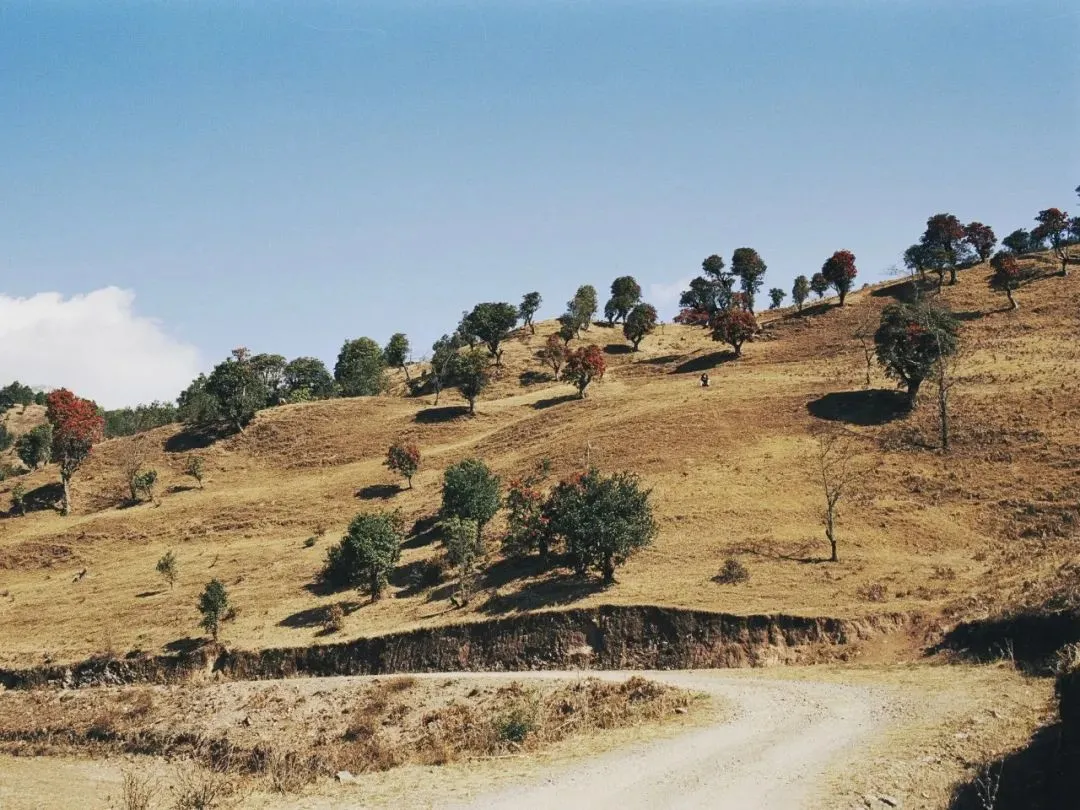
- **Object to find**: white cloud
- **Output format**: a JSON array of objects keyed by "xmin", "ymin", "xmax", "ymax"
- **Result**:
[
  {"xmin": 0, "ymin": 287, "xmax": 202, "ymax": 409},
  {"xmin": 647, "ymin": 277, "xmax": 690, "ymax": 319}
]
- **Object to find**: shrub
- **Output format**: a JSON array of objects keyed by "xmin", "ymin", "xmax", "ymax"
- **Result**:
[
  {"xmin": 545, "ymin": 468, "xmax": 657, "ymax": 584},
  {"xmin": 15, "ymin": 423, "xmax": 52, "ymax": 470},
  {"xmin": 156, "ymin": 551, "xmax": 178, "ymax": 590},
  {"xmin": 622, "ymin": 303, "xmax": 658, "ymax": 351},
  {"xmin": 185, "ymin": 455, "xmax": 205, "ymax": 488},
  {"xmin": 857, "ymin": 582, "xmax": 888, "ymax": 602},
  {"xmin": 441, "ymin": 459, "xmax": 501, "ymax": 539},
  {"xmin": 10, "ymin": 483, "xmax": 26, "ymax": 516},
  {"xmin": 561, "ymin": 345, "xmax": 606, "ymax": 397},
  {"xmin": 119, "ymin": 770, "xmax": 158, "ymax": 810},
  {"xmin": 197, "ymin": 579, "xmax": 230, "ymax": 640},
  {"xmin": 385, "ymin": 440, "xmax": 420, "ymax": 489},
  {"xmin": 133, "ymin": 469, "xmax": 158, "ymax": 503},
  {"xmin": 321, "ymin": 512, "xmax": 404, "ymax": 600},
  {"xmin": 714, "ymin": 557, "xmax": 749, "ymax": 584},
  {"xmin": 711, "ymin": 307, "xmax": 757, "ymax": 357},
  {"xmin": 323, "ymin": 604, "xmax": 345, "ymax": 634}
]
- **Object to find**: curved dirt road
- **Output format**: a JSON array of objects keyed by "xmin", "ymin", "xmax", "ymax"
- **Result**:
[{"xmin": 443, "ymin": 671, "xmax": 891, "ymax": 810}]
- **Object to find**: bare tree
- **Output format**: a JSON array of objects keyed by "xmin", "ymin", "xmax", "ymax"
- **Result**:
[
  {"xmin": 853, "ymin": 309, "xmax": 877, "ymax": 388},
  {"xmin": 811, "ymin": 426, "xmax": 858, "ymax": 563}
]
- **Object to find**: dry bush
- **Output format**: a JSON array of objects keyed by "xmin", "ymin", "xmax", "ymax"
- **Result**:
[
  {"xmin": 322, "ymin": 604, "xmax": 344, "ymax": 634},
  {"xmin": 119, "ymin": 770, "xmax": 158, "ymax": 810},
  {"xmin": 857, "ymin": 582, "xmax": 889, "ymax": 602},
  {"xmin": 714, "ymin": 557, "xmax": 750, "ymax": 584},
  {"xmin": 170, "ymin": 764, "xmax": 235, "ymax": 810},
  {"xmin": 1053, "ymin": 643, "xmax": 1080, "ymax": 676}
]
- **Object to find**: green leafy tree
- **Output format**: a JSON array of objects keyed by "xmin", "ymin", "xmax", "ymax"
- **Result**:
[
  {"xmin": 902, "ymin": 243, "xmax": 933, "ymax": 283},
  {"xmin": 964, "ymin": 222, "xmax": 997, "ymax": 264},
  {"xmin": 0, "ymin": 423, "xmax": 11, "ymax": 453},
  {"xmin": 557, "ymin": 314, "xmax": 578, "ymax": 346},
  {"xmin": 920, "ymin": 213, "xmax": 967, "ymax": 286},
  {"xmin": 731, "ymin": 248, "xmax": 768, "ymax": 311},
  {"xmin": 441, "ymin": 458, "xmax": 501, "ymax": 543},
  {"xmin": 283, "ymin": 357, "xmax": 335, "ymax": 401},
  {"xmin": 156, "ymin": 550, "xmax": 178, "ymax": 590},
  {"xmin": 519, "ymin": 292, "xmax": 542, "ymax": 334},
  {"xmin": 791, "ymin": 276, "xmax": 811, "ymax": 311},
  {"xmin": 197, "ymin": 579, "xmax": 230, "ymax": 640},
  {"xmin": 605, "ymin": 276, "xmax": 642, "ymax": 324},
  {"xmin": 177, "ymin": 374, "xmax": 221, "ymax": 427},
  {"xmin": 185, "ymin": 455, "xmax": 205, "ymax": 488},
  {"xmin": 103, "ymin": 401, "xmax": 178, "ymax": 438},
  {"xmin": 1002, "ymin": 228, "xmax": 1034, "ymax": 255},
  {"xmin": 561, "ymin": 345, "xmax": 606, "ymax": 397},
  {"xmin": 821, "ymin": 250, "xmax": 858, "ymax": 305},
  {"xmin": 15, "ymin": 424, "xmax": 52, "ymax": 470},
  {"xmin": 545, "ymin": 468, "xmax": 657, "ymax": 584},
  {"xmin": 133, "ymin": 469, "xmax": 158, "ymax": 503},
  {"xmin": 768, "ymin": 288, "xmax": 786, "ymax": 309},
  {"xmin": 452, "ymin": 349, "xmax": 491, "ymax": 414},
  {"xmin": 462, "ymin": 303, "xmax": 519, "ymax": 366},
  {"xmin": 622, "ymin": 303, "xmax": 658, "ymax": 351},
  {"xmin": 874, "ymin": 302, "xmax": 959, "ymax": 409},
  {"xmin": 10, "ymin": 483, "xmax": 26, "ymax": 516},
  {"xmin": 383, "ymin": 333, "xmax": 412, "ymax": 382},
  {"xmin": 442, "ymin": 516, "xmax": 483, "ymax": 605},
  {"xmin": 678, "ymin": 254, "xmax": 735, "ymax": 323},
  {"xmin": 428, "ymin": 333, "xmax": 462, "ymax": 406},
  {"xmin": 205, "ymin": 356, "xmax": 268, "ymax": 433},
  {"xmin": 809, "ymin": 272, "xmax": 829, "ymax": 300},
  {"xmin": 567, "ymin": 285, "xmax": 598, "ymax": 333},
  {"xmin": 321, "ymin": 512, "xmax": 404, "ymax": 601},
  {"xmin": 335, "ymin": 337, "xmax": 387, "ymax": 397},
  {"xmin": 385, "ymin": 440, "xmax": 420, "ymax": 488},
  {"xmin": 503, "ymin": 466, "xmax": 552, "ymax": 559},
  {"xmin": 0, "ymin": 381, "xmax": 36, "ymax": 411},
  {"xmin": 1033, "ymin": 207, "xmax": 1074, "ymax": 275},
  {"xmin": 248, "ymin": 353, "xmax": 287, "ymax": 406}
]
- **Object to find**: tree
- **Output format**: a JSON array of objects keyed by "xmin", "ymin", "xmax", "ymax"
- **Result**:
[
  {"xmin": 964, "ymin": 222, "xmax": 997, "ymax": 264},
  {"xmin": 557, "ymin": 314, "xmax": 578, "ymax": 346},
  {"xmin": 1002, "ymin": 228, "xmax": 1034, "ymax": 254},
  {"xmin": 463, "ymin": 302, "xmax": 519, "ymax": 365},
  {"xmin": 103, "ymin": 401, "xmax": 178, "ymax": 438},
  {"xmin": 133, "ymin": 469, "xmax": 158, "ymax": 504},
  {"xmin": 441, "ymin": 458, "xmax": 501, "ymax": 543},
  {"xmin": 679, "ymin": 255, "xmax": 734, "ymax": 324},
  {"xmin": 921, "ymin": 213, "xmax": 968, "ymax": 286},
  {"xmin": 622, "ymin": 303, "xmax": 658, "ymax": 350},
  {"xmin": 385, "ymin": 440, "xmax": 420, "ymax": 488},
  {"xmin": 15, "ymin": 423, "xmax": 52, "ymax": 470},
  {"xmin": 335, "ymin": 337, "xmax": 387, "ymax": 397},
  {"xmin": 605, "ymin": 276, "xmax": 642, "ymax": 324},
  {"xmin": 1033, "ymin": 207, "xmax": 1074, "ymax": 275},
  {"xmin": 185, "ymin": 455, "xmax": 205, "ymax": 488},
  {"xmin": 731, "ymin": 248, "xmax": 767, "ymax": 311},
  {"xmin": 567, "ymin": 285, "xmax": 598, "ymax": 333},
  {"xmin": 249, "ymin": 353, "xmax": 287, "ymax": 406},
  {"xmin": 442, "ymin": 516, "xmax": 483, "ymax": 606},
  {"xmin": 205, "ymin": 356, "xmax": 267, "ymax": 433},
  {"xmin": 519, "ymin": 292, "xmax": 542, "ymax": 334},
  {"xmin": 428, "ymin": 333, "xmax": 462, "ymax": 406},
  {"xmin": 811, "ymin": 426, "xmax": 857, "ymax": 563},
  {"xmin": 197, "ymin": 579, "xmax": 229, "ymax": 640},
  {"xmin": 452, "ymin": 349, "xmax": 491, "ymax": 414},
  {"xmin": 821, "ymin": 250, "xmax": 858, "ymax": 305},
  {"xmin": 791, "ymin": 276, "xmax": 811, "ymax": 311},
  {"xmin": 711, "ymin": 307, "xmax": 758, "ymax": 357},
  {"xmin": 383, "ymin": 333, "xmax": 412, "ymax": 382},
  {"xmin": 46, "ymin": 389, "xmax": 104, "ymax": 516},
  {"xmin": 10, "ymin": 483, "xmax": 26, "ymax": 517},
  {"xmin": 321, "ymin": 512, "xmax": 404, "ymax": 601},
  {"xmin": 874, "ymin": 302, "xmax": 959, "ymax": 409},
  {"xmin": 561, "ymin": 345, "xmax": 606, "ymax": 397},
  {"xmin": 156, "ymin": 551, "xmax": 178, "ymax": 590},
  {"xmin": 768, "ymin": 288, "xmax": 786, "ymax": 309},
  {"xmin": 809, "ymin": 272, "xmax": 829, "ymax": 300},
  {"xmin": 989, "ymin": 251, "xmax": 1026, "ymax": 310},
  {"xmin": 545, "ymin": 468, "xmax": 656, "ymax": 584},
  {"xmin": 283, "ymin": 357, "xmax": 335, "ymax": 401},
  {"xmin": 177, "ymin": 374, "xmax": 220, "ymax": 427},
  {"xmin": 503, "ymin": 464, "xmax": 552, "ymax": 560},
  {"xmin": 0, "ymin": 381, "xmax": 36, "ymax": 411},
  {"xmin": 537, "ymin": 334, "xmax": 567, "ymax": 376}
]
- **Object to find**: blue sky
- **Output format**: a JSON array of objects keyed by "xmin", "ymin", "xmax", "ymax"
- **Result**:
[{"xmin": 1, "ymin": 0, "xmax": 1077, "ymax": 407}]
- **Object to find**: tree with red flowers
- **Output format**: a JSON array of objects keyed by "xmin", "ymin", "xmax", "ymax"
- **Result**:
[
  {"xmin": 46, "ymin": 389, "xmax": 105, "ymax": 515},
  {"xmin": 503, "ymin": 474, "xmax": 552, "ymax": 560},
  {"xmin": 537, "ymin": 333, "xmax": 567, "ymax": 377},
  {"xmin": 921, "ymin": 213, "xmax": 968, "ymax": 286},
  {"xmin": 385, "ymin": 439, "xmax": 421, "ymax": 489},
  {"xmin": 989, "ymin": 251, "xmax": 1027, "ymax": 310},
  {"xmin": 821, "ymin": 250, "xmax": 858, "ymax": 305},
  {"xmin": 711, "ymin": 307, "xmax": 758, "ymax": 357},
  {"xmin": 561, "ymin": 345, "xmax": 606, "ymax": 398},
  {"xmin": 1032, "ymin": 207, "xmax": 1074, "ymax": 276},
  {"xmin": 964, "ymin": 222, "xmax": 997, "ymax": 264}
]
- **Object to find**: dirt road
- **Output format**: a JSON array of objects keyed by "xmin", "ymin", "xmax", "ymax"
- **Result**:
[{"xmin": 442, "ymin": 670, "xmax": 891, "ymax": 810}]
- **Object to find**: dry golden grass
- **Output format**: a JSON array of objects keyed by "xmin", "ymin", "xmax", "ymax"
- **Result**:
[{"xmin": 0, "ymin": 256, "xmax": 1077, "ymax": 665}]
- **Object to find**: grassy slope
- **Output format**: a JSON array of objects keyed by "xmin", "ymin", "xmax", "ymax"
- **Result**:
[{"xmin": 0, "ymin": 255, "xmax": 1077, "ymax": 667}]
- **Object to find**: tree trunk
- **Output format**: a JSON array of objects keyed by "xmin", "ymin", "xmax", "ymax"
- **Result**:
[
  {"xmin": 401, "ymin": 365, "xmax": 411, "ymax": 383},
  {"xmin": 825, "ymin": 509, "xmax": 838, "ymax": 562},
  {"xmin": 468, "ymin": 397, "xmax": 476, "ymax": 415},
  {"xmin": 949, "ymin": 266, "xmax": 958, "ymax": 285},
  {"xmin": 602, "ymin": 557, "xmax": 615, "ymax": 584},
  {"xmin": 1005, "ymin": 288, "xmax": 1017, "ymax": 309},
  {"xmin": 61, "ymin": 475, "xmax": 71, "ymax": 516},
  {"xmin": 433, "ymin": 381, "xmax": 441, "ymax": 406},
  {"xmin": 838, "ymin": 290, "xmax": 847, "ymax": 306},
  {"xmin": 906, "ymin": 378, "xmax": 922, "ymax": 410},
  {"xmin": 371, "ymin": 570, "xmax": 382, "ymax": 601}
]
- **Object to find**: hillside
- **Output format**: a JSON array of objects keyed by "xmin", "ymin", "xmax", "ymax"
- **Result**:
[{"xmin": 1, "ymin": 255, "xmax": 1078, "ymax": 668}]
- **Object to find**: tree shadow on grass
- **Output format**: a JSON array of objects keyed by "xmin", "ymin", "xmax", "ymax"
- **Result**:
[
  {"xmin": 415, "ymin": 406, "xmax": 471, "ymax": 424},
  {"xmin": 806, "ymin": 389, "xmax": 909, "ymax": 426},
  {"xmin": 480, "ymin": 571, "xmax": 606, "ymax": 615},
  {"xmin": 355, "ymin": 483, "xmax": 401, "ymax": 500},
  {"xmin": 163, "ymin": 637, "xmax": 209, "ymax": 655},
  {"xmin": 604, "ymin": 343, "xmax": 632, "ymax": 355},
  {"xmin": 8, "ymin": 482, "xmax": 64, "ymax": 515},
  {"xmin": 403, "ymin": 515, "xmax": 442, "ymax": 549},
  {"xmin": 164, "ymin": 427, "xmax": 225, "ymax": 453},
  {"xmin": 532, "ymin": 393, "xmax": 579, "ymax": 410},
  {"xmin": 728, "ymin": 543, "xmax": 833, "ymax": 565},
  {"xmin": 519, "ymin": 370, "xmax": 554, "ymax": 386},
  {"xmin": 947, "ymin": 722, "xmax": 1077, "ymax": 810},
  {"xmin": 278, "ymin": 601, "xmax": 362, "ymax": 630},
  {"xmin": 389, "ymin": 558, "xmax": 444, "ymax": 598},
  {"xmin": 639, "ymin": 353, "xmax": 681, "ymax": 366},
  {"xmin": 673, "ymin": 351, "xmax": 738, "ymax": 374},
  {"xmin": 135, "ymin": 590, "xmax": 164, "ymax": 599},
  {"xmin": 166, "ymin": 484, "xmax": 198, "ymax": 495}
]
